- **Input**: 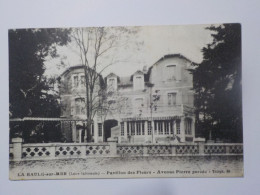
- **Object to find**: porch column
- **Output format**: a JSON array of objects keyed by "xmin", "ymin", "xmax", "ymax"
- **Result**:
[
  {"xmin": 102, "ymin": 122, "xmax": 105, "ymax": 142},
  {"xmin": 78, "ymin": 129, "xmax": 82, "ymax": 143},
  {"xmin": 124, "ymin": 121, "xmax": 127, "ymax": 140},
  {"xmin": 191, "ymin": 116, "xmax": 195, "ymax": 141},
  {"xmin": 162, "ymin": 121, "xmax": 165, "ymax": 135},
  {"xmin": 93, "ymin": 121, "xmax": 98, "ymax": 143},
  {"xmin": 84, "ymin": 122, "xmax": 87, "ymax": 143},
  {"xmin": 72, "ymin": 121, "xmax": 77, "ymax": 142},
  {"xmin": 174, "ymin": 120, "xmax": 177, "ymax": 135},
  {"xmin": 180, "ymin": 117, "xmax": 185, "ymax": 142},
  {"xmin": 168, "ymin": 121, "xmax": 170, "ymax": 135},
  {"xmin": 12, "ymin": 137, "xmax": 23, "ymax": 161},
  {"xmin": 152, "ymin": 121, "xmax": 155, "ymax": 143},
  {"xmin": 171, "ymin": 120, "xmax": 175, "ymax": 135},
  {"xmin": 144, "ymin": 121, "xmax": 148, "ymax": 142},
  {"xmin": 144, "ymin": 121, "xmax": 148, "ymax": 135},
  {"xmin": 117, "ymin": 120, "xmax": 122, "ymax": 143},
  {"xmin": 135, "ymin": 121, "xmax": 137, "ymax": 135}
]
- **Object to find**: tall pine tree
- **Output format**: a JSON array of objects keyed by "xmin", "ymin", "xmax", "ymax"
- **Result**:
[
  {"xmin": 193, "ymin": 24, "xmax": 242, "ymax": 142},
  {"xmin": 9, "ymin": 28, "xmax": 71, "ymax": 118},
  {"xmin": 9, "ymin": 28, "xmax": 71, "ymax": 142}
]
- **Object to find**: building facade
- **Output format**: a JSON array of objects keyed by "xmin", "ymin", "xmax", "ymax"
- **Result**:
[{"xmin": 59, "ymin": 54, "xmax": 196, "ymax": 143}]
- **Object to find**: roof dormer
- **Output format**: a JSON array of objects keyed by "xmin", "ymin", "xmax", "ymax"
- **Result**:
[
  {"xmin": 133, "ymin": 70, "xmax": 144, "ymax": 91},
  {"xmin": 106, "ymin": 73, "xmax": 118, "ymax": 91}
]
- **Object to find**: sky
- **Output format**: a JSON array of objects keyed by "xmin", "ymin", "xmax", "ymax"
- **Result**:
[{"xmin": 44, "ymin": 24, "xmax": 214, "ymax": 78}]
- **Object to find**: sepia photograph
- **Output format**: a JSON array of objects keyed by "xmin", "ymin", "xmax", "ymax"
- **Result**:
[{"xmin": 9, "ymin": 23, "xmax": 243, "ymax": 180}]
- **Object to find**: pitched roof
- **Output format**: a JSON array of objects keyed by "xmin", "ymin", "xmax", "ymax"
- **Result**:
[
  {"xmin": 154, "ymin": 53, "xmax": 198, "ymax": 64},
  {"xmin": 106, "ymin": 72, "xmax": 118, "ymax": 78}
]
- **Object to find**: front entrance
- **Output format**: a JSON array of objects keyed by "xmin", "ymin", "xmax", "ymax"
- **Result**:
[{"xmin": 104, "ymin": 120, "xmax": 118, "ymax": 142}]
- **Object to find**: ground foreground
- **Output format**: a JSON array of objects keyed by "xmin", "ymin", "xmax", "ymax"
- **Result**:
[{"xmin": 10, "ymin": 155, "xmax": 243, "ymax": 180}]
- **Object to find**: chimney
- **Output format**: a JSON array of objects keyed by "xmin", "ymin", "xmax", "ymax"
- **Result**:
[{"xmin": 143, "ymin": 66, "xmax": 148, "ymax": 74}]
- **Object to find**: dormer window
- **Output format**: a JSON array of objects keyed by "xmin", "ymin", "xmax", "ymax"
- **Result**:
[
  {"xmin": 107, "ymin": 77, "xmax": 117, "ymax": 91},
  {"xmin": 108, "ymin": 78, "xmax": 115, "ymax": 86},
  {"xmin": 134, "ymin": 75, "xmax": 144, "ymax": 90}
]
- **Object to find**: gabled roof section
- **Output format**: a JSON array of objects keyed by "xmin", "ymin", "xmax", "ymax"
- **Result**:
[
  {"xmin": 130, "ymin": 70, "xmax": 144, "ymax": 81},
  {"xmin": 58, "ymin": 65, "xmax": 105, "ymax": 87},
  {"xmin": 133, "ymin": 70, "xmax": 144, "ymax": 75},
  {"xmin": 59, "ymin": 64, "xmax": 104, "ymax": 78},
  {"xmin": 146, "ymin": 53, "xmax": 198, "ymax": 80},
  {"xmin": 105, "ymin": 72, "xmax": 120, "ymax": 83},
  {"xmin": 154, "ymin": 53, "xmax": 198, "ymax": 65},
  {"xmin": 106, "ymin": 72, "xmax": 118, "ymax": 78},
  {"xmin": 59, "ymin": 64, "xmax": 85, "ymax": 78}
]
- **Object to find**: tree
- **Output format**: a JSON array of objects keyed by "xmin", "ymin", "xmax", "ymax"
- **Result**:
[
  {"xmin": 70, "ymin": 27, "xmax": 138, "ymax": 142},
  {"xmin": 9, "ymin": 28, "xmax": 71, "ymax": 142},
  {"xmin": 9, "ymin": 28, "xmax": 71, "ymax": 118},
  {"xmin": 192, "ymin": 24, "xmax": 242, "ymax": 142}
]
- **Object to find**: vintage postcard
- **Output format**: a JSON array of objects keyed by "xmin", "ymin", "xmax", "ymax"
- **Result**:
[{"xmin": 9, "ymin": 23, "xmax": 243, "ymax": 180}]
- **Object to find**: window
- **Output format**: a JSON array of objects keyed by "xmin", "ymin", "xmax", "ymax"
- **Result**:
[
  {"xmin": 155, "ymin": 121, "xmax": 163, "ymax": 135},
  {"xmin": 121, "ymin": 122, "xmax": 124, "ymax": 136},
  {"xmin": 176, "ymin": 120, "xmax": 180, "ymax": 134},
  {"xmin": 142, "ymin": 121, "xmax": 145, "ymax": 135},
  {"xmin": 185, "ymin": 118, "xmax": 192, "ymax": 135},
  {"xmin": 108, "ymin": 78, "xmax": 116, "ymax": 90},
  {"xmin": 131, "ymin": 122, "xmax": 135, "ymax": 135},
  {"xmin": 127, "ymin": 122, "xmax": 130, "ymax": 136},
  {"xmin": 126, "ymin": 121, "xmax": 145, "ymax": 136},
  {"xmin": 165, "ymin": 121, "xmax": 169, "ymax": 135},
  {"xmin": 73, "ymin": 75, "xmax": 79, "ymax": 87},
  {"xmin": 168, "ymin": 93, "xmax": 177, "ymax": 105},
  {"xmin": 80, "ymin": 75, "xmax": 85, "ymax": 86},
  {"xmin": 136, "ymin": 122, "xmax": 141, "ymax": 135},
  {"xmin": 148, "ymin": 121, "xmax": 152, "ymax": 135},
  {"xmin": 170, "ymin": 121, "xmax": 174, "ymax": 134},
  {"xmin": 166, "ymin": 65, "xmax": 176, "ymax": 80},
  {"xmin": 75, "ymin": 98, "xmax": 85, "ymax": 115},
  {"xmin": 154, "ymin": 121, "xmax": 157, "ymax": 135},
  {"xmin": 98, "ymin": 123, "xmax": 102, "ymax": 137}
]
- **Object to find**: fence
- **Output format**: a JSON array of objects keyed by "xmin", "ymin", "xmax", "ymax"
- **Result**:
[{"xmin": 9, "ymin": 138, "xmax": 243, "ymax": 161}]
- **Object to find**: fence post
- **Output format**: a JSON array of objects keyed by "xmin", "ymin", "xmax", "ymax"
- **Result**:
[
  {"xmin": 143, "ymin": 145, "xmax": 148, "ymax": 156},
  {"xmin": 108, "ymin": 138, "xmax": 117, "ymax": 157},
  {"xmin": 199, "ymin": 143, "xmax": 205, "ymax": 155},
  {"xmin": 80, "ymin": 145, "xmax": 86, "ymax": 158},
  {"xmin": 225, "ymin": 144, "xmax": 230, "ymax": 154},
  {"xmin": 12, "ymin": 137, "xmax": 23, "ymax": 161},
  {"xmin": 171, "ymin": 145, "xmax": 176, "ymax": 156},
  {"xmin": 48, "ymin": 145, "xmax": 56, "ymax": 159}
]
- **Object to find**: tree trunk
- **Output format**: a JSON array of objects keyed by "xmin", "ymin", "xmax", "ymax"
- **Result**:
[{"xmin": 86, "ymin": 119, "xmax": 92, "ymax": 142}]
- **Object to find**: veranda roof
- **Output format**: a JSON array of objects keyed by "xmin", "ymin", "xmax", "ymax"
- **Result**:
[{"xmin": 9, "ymin": 117, "xmax": 86, "ymax": 122}]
